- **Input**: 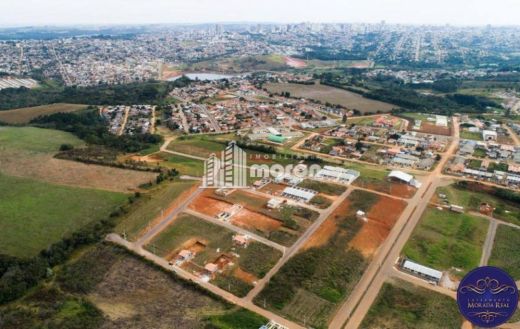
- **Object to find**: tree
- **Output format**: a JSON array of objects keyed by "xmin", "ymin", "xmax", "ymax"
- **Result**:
[{"xmin": 342, "ymin": 114, "xmax": 348, "ymax": 124}]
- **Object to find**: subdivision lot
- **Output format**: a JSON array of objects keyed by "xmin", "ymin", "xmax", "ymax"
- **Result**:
[
  {"xmin": 0, "ymin": 173, "xmax": 127, "ymax": 258},
  {"xmin": 435, "ymin": 182, "xmax": 520, "ymax": 226},
  {"xmin": 115, "ymin": 180, "xmax": 198, "ymax": 241},
  {"xmin": 489, "ymin": 225, "xmax": 520, "ymax": 280},
  {"xmin": 265, "ymin": 82, "xmax": 397, "ymax": 114},
  {"xmin": 190, "ymin": 189, "xmax": 319, "ymax": 247},
  {"xmin": 35, "ymin": 244, "xmax": 265, "ymax": 329},
  {"xmin": 0, "ymin": 103, "xmax": 87, "ymax": 124},
  {"xmin": 167, "ymin": 134, "xmax": 229, "ymax": 158},
  {"xmin": 0, "ymin": 127, "xmax": 157, "ymax": 192},
  {"xmin": 361, "ymin": 279, "xmax": 462, "ymax": 329},
  {"xmin": 403, "ymin": 207, "xmax": 488, "ymax": 277},
  {"xmin": 145, "ymin": 214, "xmax": 282, "ymax": 297},
  {"xmin": 255, "ymin": 190, "xmax": 401, "ymax": 328}
]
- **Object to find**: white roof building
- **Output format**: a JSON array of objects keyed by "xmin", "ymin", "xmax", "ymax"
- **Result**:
[
  {"xmin": 281, "ymin": 186, "xmax": 317, "ymax": 203},
  {"xmin": 402, "ymin": 260, "xmax": 443, "ymax": 282},
  {"xmin": 435, "ymin": 115, "xmax": 448, "ymax": 127},
  {"xmin": 388, "ymin": 170, "xmax": 422, "ymax": 188},
  {"xmin": 314, "ymin": 166, "xmax": 360, "ymax": 184}
]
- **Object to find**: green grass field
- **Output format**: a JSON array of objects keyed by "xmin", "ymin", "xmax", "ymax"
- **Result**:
[
  {"xmin": 489, "ymin": 225, "xmax": 520, "ymax": 280},
  {"xmin": 0, "ymin": 103, "xmax": 87, "ymax": 124},
  {"xmin": 167, "ymin": 134, "xmax": 232, "ymax": 158},
  {"xmin": 115, "ymin": 180, "xmax": 198, "ymax": 241},
  {"xmin": 403, "ymin": 207, "xmax": 488, "ymax": 276},
  {"xmin": 460, "ymin": 130, "xmax": 483, "ymax": 141},
  {"xmin": 437, "ymin": 184, "xmax": 520, "ymax": 225},
  {"xmin": 0, "ymin": 126, "xmax": 85, "ymax": 153},
  {"xmin": 361, "ymin": 279, "xmax": 462, "ymax": 329},
  {"xmin": 157, "ymin": 152, "xmax": 205, "ymax": 176},
  {"xmin": 0, "ymin": 174, "xmax": 127, "ymax": 258}
]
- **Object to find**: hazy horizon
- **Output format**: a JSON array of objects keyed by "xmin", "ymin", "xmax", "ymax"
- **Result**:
[{"xmin": 1, "ymin": 0, "xmax": 520, "ymax": 28}]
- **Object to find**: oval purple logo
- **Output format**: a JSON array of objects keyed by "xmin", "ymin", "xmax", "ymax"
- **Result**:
[{"xmin": 457, "ymin": 266, "xmax": 518, "ymax": 328}]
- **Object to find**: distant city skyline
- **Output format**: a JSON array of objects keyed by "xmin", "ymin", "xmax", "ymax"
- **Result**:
[{"xmin": 1, "ymin": 0, "xmax": 520, "ymax": 27}]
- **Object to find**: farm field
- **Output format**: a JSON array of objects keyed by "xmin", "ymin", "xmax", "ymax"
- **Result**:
[
  {"xmin": 0, "ymin": 103, "xmax": 87, "ymax": 124},
  {"xmin": 361, "ymin": 279, "xmax": 462, "ymax": 329},
  {"xmin": 0, "ymin": 173, "xmax": 127, "ymax": 258},
  {"xmin": 115, "ymin": 180, "xmax": 198, "ymax": 241},
  {"xmin": 254, "ymin": 190, "xmax": 402, "ymax": 328},
  {"xmin": 265, "ymin": 82, "xmax": 397, "ymax": 114},
  {"xmin": 146, "ymin": 213, "xmax": 282, "ymax": 296},
  {"xmin": 435, "ymin": 182, "xmax": 520, "ymax": 226},
  {"xmin": 0, "ymin": 127, "xmax": 157, "ymax": 192},
  {"xmin": 0, "ymin": 244, "xmax": 266, "ymax": 329},
  {"xmin": 403, "ymin": 207, "xmax": 488, "ymax": 277},
  {"xmin": 489, "ymin": 225, "xmax": 520, "ymax": 280}
]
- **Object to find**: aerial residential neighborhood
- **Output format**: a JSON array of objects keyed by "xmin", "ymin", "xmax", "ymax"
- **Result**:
[{"xmin": 1, "ymin": 1, "xmax": 520, "ymax": 329}]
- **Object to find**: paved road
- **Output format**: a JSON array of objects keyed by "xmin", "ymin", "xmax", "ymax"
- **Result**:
[
  {"xmin": 184, "ymin": 208, "xmax": 286, "ymax": 252},
  {"xmin": 329, "ymin": 116, "xmax": 460, "ymax": 329},
  {"xmin": 244, "ymin": 187, "xmax": 354, "ymax": 302},
  {"xmin": 480, "ymin": 218, "xmax": 498, "ymax": 266},
  {"xmin": 106, "ymin": 234, "xmax": 305, "ymax": 329}
]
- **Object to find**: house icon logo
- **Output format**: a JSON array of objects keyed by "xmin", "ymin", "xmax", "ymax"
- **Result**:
[{"xmin": 202, "ymin": 141, "xmax": 248, "ymax": 188}]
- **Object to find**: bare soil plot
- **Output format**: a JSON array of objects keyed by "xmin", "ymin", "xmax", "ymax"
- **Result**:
[
  {"xmin": 0, "ymin": 103, "xmax": 87, "ymax": 124},
  {"xmin": 354, "ymin": 178, "xmax": 416, "ymax": 199},
  {"xmin": 188, "ymin": 190, "xmax": 233, "ymax": 217},
  {"xmin": 232, "ymin": 209, "xmax": 283, "ymax": 234},
  {"xmin": 303, "ymin": 200, "xmax": 351, "ymax": 250},
  {"xmin": 350, "ymin": 196, "xmax": 407, "ymax": 257},
  {"xmin": 265, "ymin": 82, "xmax": 396, "ymax": 114}
]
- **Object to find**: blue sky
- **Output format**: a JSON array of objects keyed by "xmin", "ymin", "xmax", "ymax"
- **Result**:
[{"xmin": 1, "ymin": 0, "xmax": 519, "ymax": 27}]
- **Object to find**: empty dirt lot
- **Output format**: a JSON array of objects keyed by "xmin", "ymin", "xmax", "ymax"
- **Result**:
[
  {"xmin": 349, "ymin": 196, "xmax": 407, "ymax": 257},
  {"xmin": 265, "ymin": 82, "xmax": 396, "ymax": 114}
]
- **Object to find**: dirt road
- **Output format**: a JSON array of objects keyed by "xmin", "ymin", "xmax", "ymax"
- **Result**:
[{"xmin": 329, "ymin": 117, "xmax": 460, "ymax": 329}]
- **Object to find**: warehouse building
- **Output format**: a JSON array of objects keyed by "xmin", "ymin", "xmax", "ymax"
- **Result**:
[
  {"xmin": 314, "ymin": 166, "xmax": 360, "ymax": 184},
  {"xmin": 388, "ymin": 170, "xmax": 422, "ymax": 188},
  {"xmin": 401, "ymin": 259, "xmax": 443, "ymax": 284},
  {"xmin": 281, "ymin": 186, "xmax": 317, "ymax": 203}
]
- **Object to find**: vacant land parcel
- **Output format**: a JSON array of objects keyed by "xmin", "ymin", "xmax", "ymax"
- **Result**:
[
  {"xmin": 265, "ymin": 82, "xmax": 396, "ymax": 114},
  {"xmin": 403, "ymin": 207, "xmax": 488, "ymax": 277},
  {"xmin": 0, "ymin": 127, "xmax": 157, "ymax": 192},
  {"xmin": 489, "ymin": 225, "xmax": 520, "ymax": 279},
  {"xmin": 255, "ymin": 190, "xmax": 406, "ymax": 328},
  {"xmin": 361, "ymin": 279, "xmax": 462, "ymax": 329},
  {"xmin": 0, "ymin": 103, "xmax": 87, "ymax": 124},
  {"xmin": 0, "ymin": 173, "xmax": 127, "ymax": 258}
]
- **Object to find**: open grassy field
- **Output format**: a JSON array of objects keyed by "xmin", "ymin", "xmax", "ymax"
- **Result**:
[
  {"xmin": 0, "ymin": 127, "xmax": 157, "ymax": 192},
  {"xmin": 489, "ymin": 225, "xmax": 520, "ymax": 280},
  {"xmin": 156, "ymin": 152, "xmax": 205, "ymax": 176},
  {"xmin": 460, "ymin": 130, "xmax": 483, "ymax": 141},
  {"xmin": 0, "ymin": 173, "xmax": 127, "ymax": 258},
  {"xmin": 265, "ymin": 82, "xmax": 397, "ymax": 114},
  {"xmin": 361, "ymin": 279, "xmax": 462, "ymax": 329},
  {"xmin": 403, "ymin": 207, "xmax": 488, "ymax": 276},
  {"xmin": 167, "ymin": 134, "xmax": 232, "ymax": 158},
  {"xmin": 0, "ymin": 103, "xmax": 88, "ymax": 124},
  {"xmin": 188, "ymin": 54, "xmax": 288, "ymax": 73},
  {"xmin": 115, "ymin": 180, "xmax": 198, "ymax": 241},
  {"xmin": 1, "ymin": 244, "xmax": 266, "ymax": 329},
  {"xmin": 146, "ymin": 213, "xmax": 281, "ymax": 296},
  {"xmin": 436, "ymin": 183, "xmax": 520, "ymax": 225}
]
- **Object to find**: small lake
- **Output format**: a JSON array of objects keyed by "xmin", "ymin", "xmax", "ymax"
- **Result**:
[{"xmin": 169, "ymin": 72, "xmax": 235, "ymax": 81}]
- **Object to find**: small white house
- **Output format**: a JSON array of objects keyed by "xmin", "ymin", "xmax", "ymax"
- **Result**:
[{"xmin": 482, "ymin": 130, "xmax": 498, "ymax": 141}]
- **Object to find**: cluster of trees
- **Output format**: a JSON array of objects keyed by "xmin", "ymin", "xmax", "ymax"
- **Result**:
[
  {"xmin": 32, "ymin": 110, "xmax": 163, "ymax": 153},
  {"xmin": 0, "ymin": 77, "xmax": 191, "ymax": 111}
]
